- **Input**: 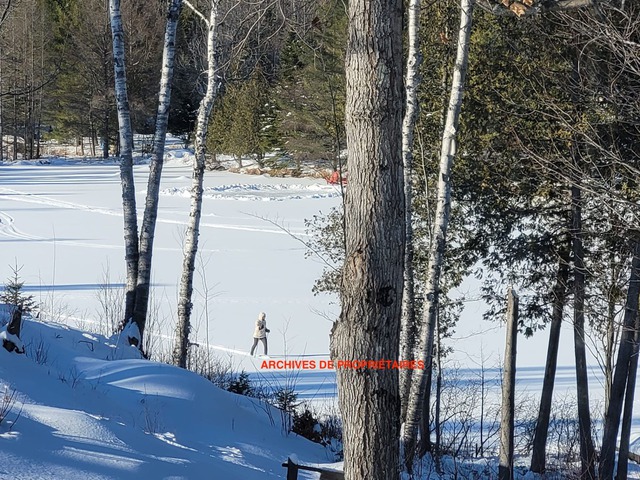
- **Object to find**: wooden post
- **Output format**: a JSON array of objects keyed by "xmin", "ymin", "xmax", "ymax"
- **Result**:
[
  {"xmin": 282, "ymin": 458, "xmax": 299, "ymax": 480},
  {"xmin": 499, "ymin": 288, "xmax": 518, "ymax": 480}
]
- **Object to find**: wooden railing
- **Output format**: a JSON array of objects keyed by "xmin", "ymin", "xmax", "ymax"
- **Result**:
[{"xmin": 282, "ymin": 457, "xmax": 344, "ymax": 480}]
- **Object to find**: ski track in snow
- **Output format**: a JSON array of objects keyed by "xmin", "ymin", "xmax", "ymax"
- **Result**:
[
  {"xmin": 0, "ymin": 186, "xmax": 310, "ymax": 242},
  {"xmin": 0, "ymin": 210, "xmax": 42, "ymax": 241},
  {"xmin": 160, "ymin": 183, "xmax": 342, "ymax": 202}
]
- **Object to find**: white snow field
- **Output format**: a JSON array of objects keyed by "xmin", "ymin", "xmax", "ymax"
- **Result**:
[
  {"xmin": 0, "ymin": 155, "xmax": 342, "ymax": 368},
  {"xmin": 0, "ymin": 153, "xmax": 345, "ymax": 479},
  {"xmin": 2, "ymin": 149, "xmax": 640, "ymax": 478}
]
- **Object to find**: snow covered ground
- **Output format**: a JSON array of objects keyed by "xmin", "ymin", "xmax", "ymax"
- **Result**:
[
  {"xmin": 0, "ymin": 315, "xmax": 335, "ymax": 479},
  {"xmin": 2, "ymin": 147, "xmax": 640, "ymax": 478},
  {"xmin": 0, "ymin": 151, "xmax": 346, "ymax": 479},
  {"xmin": 0, "ymin": 153, "xmax": 342, "ymax": 368}
]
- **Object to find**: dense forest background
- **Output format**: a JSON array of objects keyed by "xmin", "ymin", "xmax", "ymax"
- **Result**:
[{"xmin": 0, "ymin": 0, "xmax": 347, "ymax": 168}]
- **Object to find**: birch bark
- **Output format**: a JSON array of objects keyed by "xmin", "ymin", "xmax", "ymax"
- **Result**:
[
  {"xmin": 173, "ymin": 0, "xmax": 219, "ymax": 368},
  {"xmin": 109, "ymin": 0, "xmax": 139, "ymax": 326},
  {"xmin": 399, "ymin": 0, "xmax": 422, "ymax": 423},
  {"xmin": 402, "ymin": 0, "xmax": 474, "ymax": 467},
  {"xmin": 133, "ymin": 0, "xmax": 183, "ymax": 339}
]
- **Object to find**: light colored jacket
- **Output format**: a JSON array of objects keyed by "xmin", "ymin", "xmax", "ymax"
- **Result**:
[{"xmin": 253, "ymin": 312, "xmax": 267, "ymax": 338}]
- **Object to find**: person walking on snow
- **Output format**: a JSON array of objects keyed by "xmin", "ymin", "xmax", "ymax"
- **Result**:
[{"xmin": 250, "ymin": 311, "xmax": 269, "ymax": 356}]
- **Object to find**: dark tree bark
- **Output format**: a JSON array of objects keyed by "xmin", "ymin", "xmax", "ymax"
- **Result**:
[
  {"xmin": 600, "ymin": 240, "xmax": 640, "ymax": 480},
  {"xmin": 572, "ymin": 184, "xmax": 596, "ymax": 480},
  {"xmin": 328, "ymin": 0, "xmax": 405, "ymax": 478},
  {"xmin": 498, "ymin": 288, "xmax": 518, "ymax": 480},
  {"xmin": 2, "ymin": 306, "xmax": 24, "ymax": 353},
  {"xmin": 617, "ymin": 321, "xmax": 640, "ymax": 480},
  {"xmin": 530, "ymin": 238, "xmax": 571, "ymax": 473}
]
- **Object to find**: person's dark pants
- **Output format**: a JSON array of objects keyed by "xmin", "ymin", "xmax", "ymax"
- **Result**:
[{"xmin": 251, "ymin": 337, "xmax": 267, "ymax": 356}]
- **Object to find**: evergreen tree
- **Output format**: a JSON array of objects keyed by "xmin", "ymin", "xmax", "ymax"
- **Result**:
[
  {"xmin": 276, "ymin": 0, "xmax": 346, "ymax": 169},
  {"xmin": 207, "ymin": 73, "xmax": 279, "ymax": 168},
  {"xmin": 0, "ymin": 263, "xmax": 37, "ymax": 314}
]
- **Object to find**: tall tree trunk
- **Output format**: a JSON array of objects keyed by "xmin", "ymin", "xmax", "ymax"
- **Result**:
[
  {"xmin": 617, "ymin": 319, "xmax": 640, "ymax": 480},
  {"xmin": 12, "ymin": 90, "xmax": 17, "ymax": 161},
  {"xmin": 399, "ymin": 0, "xmax": 423, "ymax": 424},
  {"xmin": 109, "ymin": 0, "xmax": 139, "ymax": 327},
  {"xmin": 530, "ymin": 238, "xmax": 571, "ymax": 473},
  {"xmin": 402, "ymin": 0, "xmax": 474, "ymax": 467},
  {"xmin": 103, "ymin": 110, "xmax": 110, "ymax": 159},
  {"xmin": 132, "ymin": 0, "xmax": 183, "ymax": 341},
  {"xmin": 173, "ymin": 0, "xmax": 219, "ymax": 368},
  {"xmin": 499, "ymin": 288, "xmax": 518, "ymax": 480},
  {"xmin": 418, "ymin": 358, "xmax": 433, "ymax": 456},
  {"xmin": 329, "ymin": 0, "xmax": 405, "ymax": 478},
  {"xmin": 90, "ymin": 120, "xmax": 96, "ymax": 157},
  {"xmin": 572, "ymin": 183, "xmax": 596, "ymax": 480},
  {"xmin": 434, "ymin": 321, "xmax": 442, "ymax": 455},
  {"xmin": 599, "ymin": 240, "xmax": 640, "ymax": 480},
  {"xmin": 418, "ymin": 309, "xmax": 441, "ymax": 458},
  {"xmin": 0, "ymin": 45, "xmax": 3, "ymax": 162},
  {"xmin": 604, "ymin": 256, "xmax": 617, "ymax": 413}
]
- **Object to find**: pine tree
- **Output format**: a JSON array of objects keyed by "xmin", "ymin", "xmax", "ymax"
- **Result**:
[
  {"xmin": 276, "ymin": 0, "xmax": 347, "ymax": 169},
  {"xmin": 207, "ymin": 73, "xmax": 279, "ymax": 168},
  {"xmin": 0, "ymin": 263, "xmax": 37, "ymax": 314}
]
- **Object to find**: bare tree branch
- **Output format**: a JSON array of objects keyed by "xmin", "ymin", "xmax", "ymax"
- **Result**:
[
  {"xmin": 0, "ymin": 0, "xmax": 12, "ymax": 30},
  {"xmin": 246, "ymin": 212, "xmax": 340, "ymax": 272},
  {"xmin": 184, "ymin": 0, "xmax": 209, "ymax": 26}
]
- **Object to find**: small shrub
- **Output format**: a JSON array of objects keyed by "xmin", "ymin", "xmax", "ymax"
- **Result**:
[
  {"xmin": 273, "ymin": 387, "xmax": 299, "ymax": 413},
  {"xmin": 319, "ymin": 413, "xmax": 343, "ymax": 460},
  {"xmin": 95, "ymin": 265, "xmax": 124, "ymax": 336},
  {"xmin": 0, "ymin": 386, "xmax": 18, "ymax": 425},
  {"xmin": 293, "ymin": 407, "xmax": 322, "ymax": 443},
  {"xmin": 228, "ymin": 371, "xmax": 253, "ymax": 396},
  {"xmin": 291, "ymin": 404, "xmax": 343, "ymax": 459},
  {"xmin": 272, "ymin": 387, "xmax": 299, "ymax": 434},
  {"xmin": 25, "ymin": 337, "xmax": 49, "ymax": 365}
]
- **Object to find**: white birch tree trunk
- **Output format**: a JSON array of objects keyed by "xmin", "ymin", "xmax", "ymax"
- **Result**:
[
  {"xmin": 329, "ymin": 0, "xmax": 405, "ymax": 478},
  {"xmin": 399, "ymin": 0, "xmax": 423, "ymax": 423},
  {"xmin": 402, "ymin": 0, "xmax": 474, "ymax": 468},
  {"xmin": 109, "ymin": 0, "xmax": 139, "ymax": 327},
  {"xmin": 173, "ymin": 0, "xmax": 219, "ymax": 368},
  {"xmin": 133, "ymin": 0, "xmax": 183, "ymax": 341}
]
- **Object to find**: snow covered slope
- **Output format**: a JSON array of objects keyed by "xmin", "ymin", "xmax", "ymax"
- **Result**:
[{"xmin": 0, "ymin": 317, "xmax": 332, "ymax": 479}]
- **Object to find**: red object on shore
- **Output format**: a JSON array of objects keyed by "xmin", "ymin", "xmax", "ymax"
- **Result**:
[{"xmin": 327, "ymin": 170, "xmax": 347, "ymax": 185}]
